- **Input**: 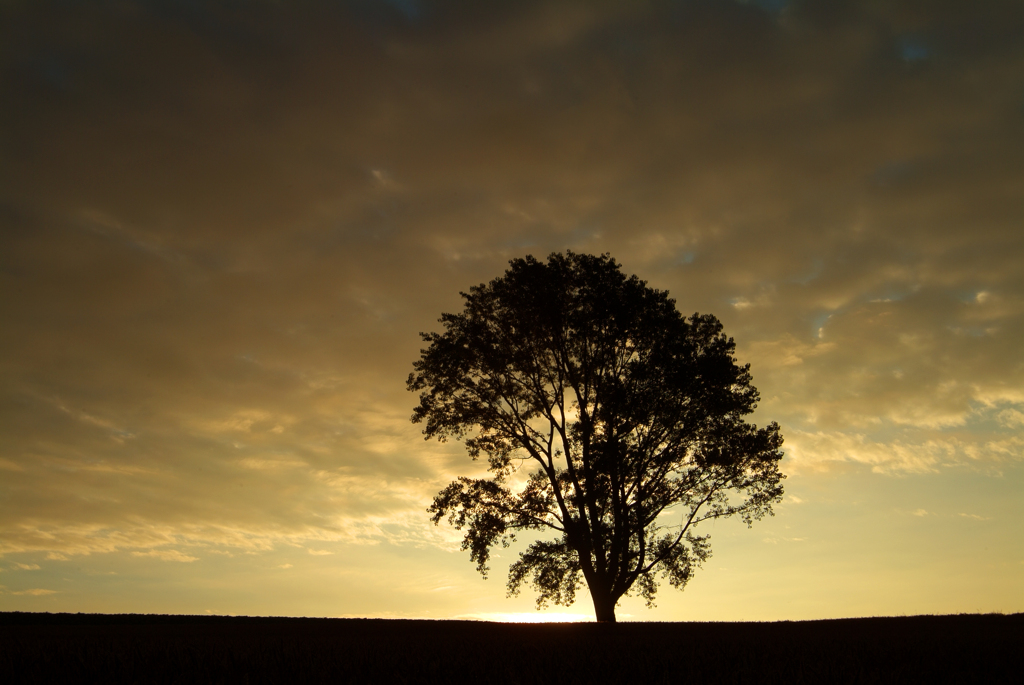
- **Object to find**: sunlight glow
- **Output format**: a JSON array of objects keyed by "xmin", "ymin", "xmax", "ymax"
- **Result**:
[{"xmin": 458, "ymin": 612, "xmax": 596, "ymax": 623}]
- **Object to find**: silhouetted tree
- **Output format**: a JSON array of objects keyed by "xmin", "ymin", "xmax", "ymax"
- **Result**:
[{"xmin": 409, "ymin": 252, "xmax": 784, "ymax": 622}]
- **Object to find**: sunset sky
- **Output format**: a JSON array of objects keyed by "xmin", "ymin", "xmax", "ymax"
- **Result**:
[{"xmin": 1, "ymin": 0, "xmax": 1021, "ymax": 621}]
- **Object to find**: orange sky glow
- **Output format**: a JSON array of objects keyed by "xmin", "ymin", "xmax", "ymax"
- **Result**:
[{"xmin": 1, "ymin": 0, "xmax": 1022, "ymax": 621}]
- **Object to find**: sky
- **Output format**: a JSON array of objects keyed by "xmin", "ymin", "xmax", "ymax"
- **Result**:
[{"xmin": 1, "ymin": 0, "xmax": 1022, "ymax": 621}]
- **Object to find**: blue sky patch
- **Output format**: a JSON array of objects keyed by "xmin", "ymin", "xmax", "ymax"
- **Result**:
[{"xmin": 899, "ymin": 37, "xmax": 931, "ymax": 63}]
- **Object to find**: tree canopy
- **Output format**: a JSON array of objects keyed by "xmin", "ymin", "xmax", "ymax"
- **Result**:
[{"xmin": 408, "ymin": 252, "xmax": 784, "ymax": 622}]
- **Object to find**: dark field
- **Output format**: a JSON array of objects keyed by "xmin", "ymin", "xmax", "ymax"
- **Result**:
[{"xmin": 2, "ymin": 612, "xmax": 1021, "ymax": 684}]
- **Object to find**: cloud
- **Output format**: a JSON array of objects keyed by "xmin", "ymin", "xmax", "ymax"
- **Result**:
[
  {"xmin": 784, "ymin": 431, "xmax": 943, "ymax": 473},
  {"xmin": 131, "ymin": 549, "xmax": 199, "ymax": 563},
  {"xmin": 13, "ymin": 589, "xmax": 58, "ymax": 596},
  {"xmin": 0, "ymin": 0, "xmax": 1021, "ymax": 612},
  {"xmin": 782, "ymin": 429, "xmax": 1023, "ymax": 474},
  {"xmin": 0, "ymin": 508, "xmax": 460, "ymax": 560},
  {"xmin": 0, "ymin": 458, "xmax": 25, "ymax": 472},
  {"xmin": 998, "ymin": 409, "xmax": 1024, "ymax": 428}
]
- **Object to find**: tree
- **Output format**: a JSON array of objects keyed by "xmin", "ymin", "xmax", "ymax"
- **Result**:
[{"xmin": 408, "ymin": 252, "xmax": 784, "ymax": 622}]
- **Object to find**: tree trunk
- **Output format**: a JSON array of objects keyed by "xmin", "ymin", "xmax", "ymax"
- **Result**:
[
  {"xmin": 591, "ymin": 591, "xmax": 617, "ymax": 623},
  {"xmin": 580, "ymin": 546, "xmax": 617, "ymax": 622}
]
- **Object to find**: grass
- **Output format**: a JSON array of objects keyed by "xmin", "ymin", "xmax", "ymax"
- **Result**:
[{"xmin": 2, "ymin": 612, "xmax": 1021, "ymax": 683}]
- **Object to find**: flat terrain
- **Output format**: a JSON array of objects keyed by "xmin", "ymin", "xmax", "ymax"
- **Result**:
[{"xmin": 2, "ymin": 612, "xmax": 1021, "ymax": 683}]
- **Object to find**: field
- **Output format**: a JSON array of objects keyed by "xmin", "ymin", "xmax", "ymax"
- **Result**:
[{"xmin": 2, "ymin": 612, "xmax": 1021, "ymax": 683}]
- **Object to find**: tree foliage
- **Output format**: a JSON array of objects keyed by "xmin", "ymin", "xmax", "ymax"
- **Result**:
[{"xmin": 409, "ymin": 252, "xmax": 784, "ymax": 622}]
